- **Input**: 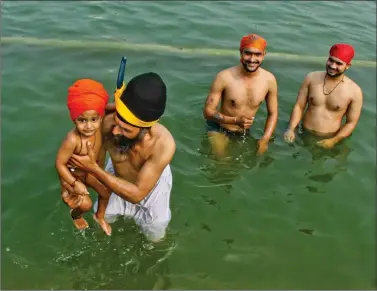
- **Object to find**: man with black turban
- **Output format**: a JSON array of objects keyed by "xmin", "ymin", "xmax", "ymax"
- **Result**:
[{"xmin": 67, "ymin": 72, "xmax": 176, "ymax": 242}]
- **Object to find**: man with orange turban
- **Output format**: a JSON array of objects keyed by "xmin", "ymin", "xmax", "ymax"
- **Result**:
[
  {"xmin": 203, "ymin": 33, "xmax": 278, "ymax": 159},
  {"xmin": 56, "ymin": 78, "xmax": 112, "ymax": 235},
  {"xmin": 66, "ymin": 72, "xmax": 176, "ymax": 243},
  {"xmin": 284, "ymin": 43, "xmax": 363, "ymax": 149}
]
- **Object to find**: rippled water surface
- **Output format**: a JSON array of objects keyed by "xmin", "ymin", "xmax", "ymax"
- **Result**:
[{"xmin": 2, "ymin": 1, "xmax": 376, "ymax": 289}]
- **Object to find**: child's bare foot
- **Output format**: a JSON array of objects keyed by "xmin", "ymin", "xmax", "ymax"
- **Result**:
[
  {"xmin": 70, "ymin": 210, "xmax": 89, "ymax": 230},
  {"xmin": 93, "ymin": 214, "xmax": 112, "ymax": 236}
]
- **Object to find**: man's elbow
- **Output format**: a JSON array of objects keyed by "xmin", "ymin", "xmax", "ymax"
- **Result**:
[
  {"xmin": 203, "ymin": 108, "xmax": 213, "ymax": 120},
  {"xmin": 120, "ymin": 189, "xmax": 145, "ymax": 204}
]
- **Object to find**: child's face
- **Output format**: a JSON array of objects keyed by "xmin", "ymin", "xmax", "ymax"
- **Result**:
[{"xmin": 74, "ymin": 110, "xmax": 102, "ymax": 137}]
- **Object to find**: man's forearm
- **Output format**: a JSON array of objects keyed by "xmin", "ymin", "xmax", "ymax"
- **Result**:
[
  {"xmin": 205, "ymin": 110, "xmax": 237, "ymax": 124},
  {"xmin": 90, "ymin": 164, "xmax": 142, "ymax": 204},
  {"xmin": 331, "ymin": 122, "xmax": 357, "ymax": 144},
  {"xmin": 288, "ymin": 106, "xmax": 304, "ymax": 131},
  {"xmin": 261, "ymin": 113, "xmax": 278, "ymax": 141}
]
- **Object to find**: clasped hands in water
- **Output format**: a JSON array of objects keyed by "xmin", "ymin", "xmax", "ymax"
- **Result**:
[
  {"xmin": 235, "ymin": 115, "xmax": 254, "ymax": 129},
  {"xmin": 284, "ymin": 129, "xmax": 336, "ymax": 149}
]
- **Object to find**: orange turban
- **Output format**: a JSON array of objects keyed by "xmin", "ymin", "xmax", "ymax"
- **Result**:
[
  {"xmin": 67, "ymin": 79, "xmax": 109, "ymax": 121},
  {"xmin": 240, "ymin": 34, "xmax": 267, "ymax": 52}
]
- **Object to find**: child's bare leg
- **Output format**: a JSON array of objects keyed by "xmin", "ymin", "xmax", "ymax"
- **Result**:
[
  {"xmin": 60, "ymin": 176, "xmax": 92, "ymax": 231},
  {"xmin": 70, "ymin": 194, "xmax": 92, "ymax": 230},
  {"xmin": 86, "ymin": 174, "xmax": 112, "ymax": 235}
]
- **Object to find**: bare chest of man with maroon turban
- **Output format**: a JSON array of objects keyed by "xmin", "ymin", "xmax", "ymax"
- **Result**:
[{"xmin": 284, "ymin": 43, "xmax": 364, "ymax": 149}]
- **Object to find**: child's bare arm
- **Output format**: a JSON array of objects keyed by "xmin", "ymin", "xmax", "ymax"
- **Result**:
[
  {"xmin": 55, "ymin": 132, "xmax": 89, "ymax": 195},
  {"xmin": 56, "ymin": 132, "xmax": 78, "ymax": 186}
]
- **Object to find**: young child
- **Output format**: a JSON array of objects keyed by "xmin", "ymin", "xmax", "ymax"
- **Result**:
[{"xmin": 55, "ymin": 78, "xmax": 112, "ymax": 235}]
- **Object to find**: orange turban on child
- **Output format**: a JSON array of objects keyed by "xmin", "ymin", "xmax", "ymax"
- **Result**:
[
  {"xmin": 240, "ymin": 34, "xmax": 267, "ymax": 52},
  {"xmin": 67, "ymin": 79, "xmax": 109, "ymax": 121},
  {"xmin": 329, "ymin": 43, "xmax": 355, "ymax": 64}
]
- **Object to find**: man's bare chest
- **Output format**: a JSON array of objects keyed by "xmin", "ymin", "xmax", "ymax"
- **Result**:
[
  {"xmin": 309, "ymin": 84, "xmax": 351, "ymax": 112},
  {"xmin": 224, "ymin": 81, "xmax": 268, "ymax": 108}
]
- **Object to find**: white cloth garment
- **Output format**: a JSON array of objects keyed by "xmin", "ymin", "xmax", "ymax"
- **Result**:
[{"xmin": 93, "ymin": 158, "xmax": 173, "ymax": 242}]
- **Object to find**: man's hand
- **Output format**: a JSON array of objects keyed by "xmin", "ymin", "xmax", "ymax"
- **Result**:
[
  {"xmin": 317, "ymin": 138, "xmax": 336, "ymax": 149},
  {"xmin": 69, "ymin": 141, "xmax": 98, "ymax": 172},
  {"xmin": 257, "ymin": 138, "xmax": 269, "ymax": 155},
  {"xmin": 284, "ymin": 128, "xmax": 296, "ymax": 143},
  {"xmin": 236, "ymin": 116, "xmax": 254, "ymax": 129}
]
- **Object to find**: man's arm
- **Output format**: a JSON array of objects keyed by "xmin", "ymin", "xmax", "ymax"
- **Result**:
[
  {"xmin": 89, "ymin": 141, "xmax": 175, "ymax": 204},
  {"xmin": 331, "ymin": 87, "xmax": 363, "ymax": 144},
  {"xmin": 287, "ymin": 73, "xmax": 311, "ymax": 131},
  {"xmin": 203, "ymin": 72, "xmax": 239, "ymax": 125},
  {"xmin": 261, "ymin": 75, "xmax": 278, "ymax": 141}
]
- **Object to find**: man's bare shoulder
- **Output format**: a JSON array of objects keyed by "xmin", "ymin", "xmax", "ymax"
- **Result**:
[
  {"xmin": 306, "ymin": 71, "xmax": 325, "ymax": 81},
  {"xmin": 259, "ymin": 68, "xmax": 277, "ymax": 82},
  {"xmin": 345, "ymin": 76, "xmax": 363, "ymax": 98},
  {"xmin": 152, "ymin": 123, "xmax": 176, "ymax": 161},
  {"xmin": 217, "ymin": 66, "xmax": 238, "ymax": 79}
]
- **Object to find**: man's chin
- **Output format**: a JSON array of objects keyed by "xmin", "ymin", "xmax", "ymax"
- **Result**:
[
  {"xmin": 326, "ymin": 71, "xmax": 343, "ymax": 78},
  {"xmin": 243, "ymin": 64, "xmax": 260, "ymax": 73}
]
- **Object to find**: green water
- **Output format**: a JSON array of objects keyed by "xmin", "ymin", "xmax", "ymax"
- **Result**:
[{"xmin": 2, "ymin": 1, "xmax": 376, "ymax": 289}]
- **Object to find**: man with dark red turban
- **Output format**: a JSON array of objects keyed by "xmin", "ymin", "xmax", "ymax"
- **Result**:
[
  {"xmin": 284, "ymin": 43, "xmax": 363, "ymax": 149},
  {"xmin": 66, "ymin": 72, "xmax": 176, "ymax": 243},
  {"xmin": 203, "ymin": 33, "xmax": 278, "ymax": 158}
]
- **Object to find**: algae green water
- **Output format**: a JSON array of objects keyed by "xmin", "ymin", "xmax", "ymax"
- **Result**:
[{"xmin": 1, "ymin": 1, "xmax": 376, "ymax": 289}]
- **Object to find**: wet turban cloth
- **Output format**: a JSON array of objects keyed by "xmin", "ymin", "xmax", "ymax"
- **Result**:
[
  {"xmin": 240, "ymin": 34, "xmax": 267, "ymax": 52},
  {"xmin": 115, "ymin": 72, "xmax": 167, "ymax": 128},
  {"xmin": 329, "ymin": 43, "xmax": 355, "ymax": 64},
  {"xmin": 67, "ymin": 79, "xmax": 109, "ymax": 121}
]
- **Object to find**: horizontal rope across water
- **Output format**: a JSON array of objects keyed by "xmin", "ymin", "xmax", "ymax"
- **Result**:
[{"xmin": 2, "ymin": 36, "xmax": 376, "ymax": 68}]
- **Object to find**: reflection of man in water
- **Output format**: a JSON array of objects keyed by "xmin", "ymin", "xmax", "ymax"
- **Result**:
[
  {"xmin": 284, "ymin": 43, "xmax": 363, "ymax": 149},
  {"xmin": 203, "ymin": 34, "xmax": 278, "ymax": 158}
]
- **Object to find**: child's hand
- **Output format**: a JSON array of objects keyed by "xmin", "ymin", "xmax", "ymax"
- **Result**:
[{"xmin": 73, "ymin": 180, "xmax": 89, "ymax": 196}]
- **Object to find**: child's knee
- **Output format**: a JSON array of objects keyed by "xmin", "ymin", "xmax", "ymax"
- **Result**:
[{"xmin": 79, "ymin": 195, "xmax": 93, "ymax": 212}]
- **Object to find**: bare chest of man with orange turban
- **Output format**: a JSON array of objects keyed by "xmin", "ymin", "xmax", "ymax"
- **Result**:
[{"xmin": 203, "ymin": 34, "xmax": 279, "ymax": 159}]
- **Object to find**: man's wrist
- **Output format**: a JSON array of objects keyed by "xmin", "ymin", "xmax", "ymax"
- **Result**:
[
  {"xmin": 330, "ymin": 135, "xmax": 342, "ymax": 144},
  {"xmin": 260, "ymin": 136, "xmax": 270, "ymax": 143},
  {"xmin": 287, "ymin": 126, "xmax": 295, "ymax": 132}
]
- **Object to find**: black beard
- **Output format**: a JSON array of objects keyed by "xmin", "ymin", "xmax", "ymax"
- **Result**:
[
  {"xmin": 104, "ymin": 127, "xmax": 147, "ymax": 154},
  {"xmin": 242, "ymin": 61, "xmax": 261, "ymax": 73},
  {"xmin": 326, "ymin": 65, "xmax": 344, "ymax": 78}
]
